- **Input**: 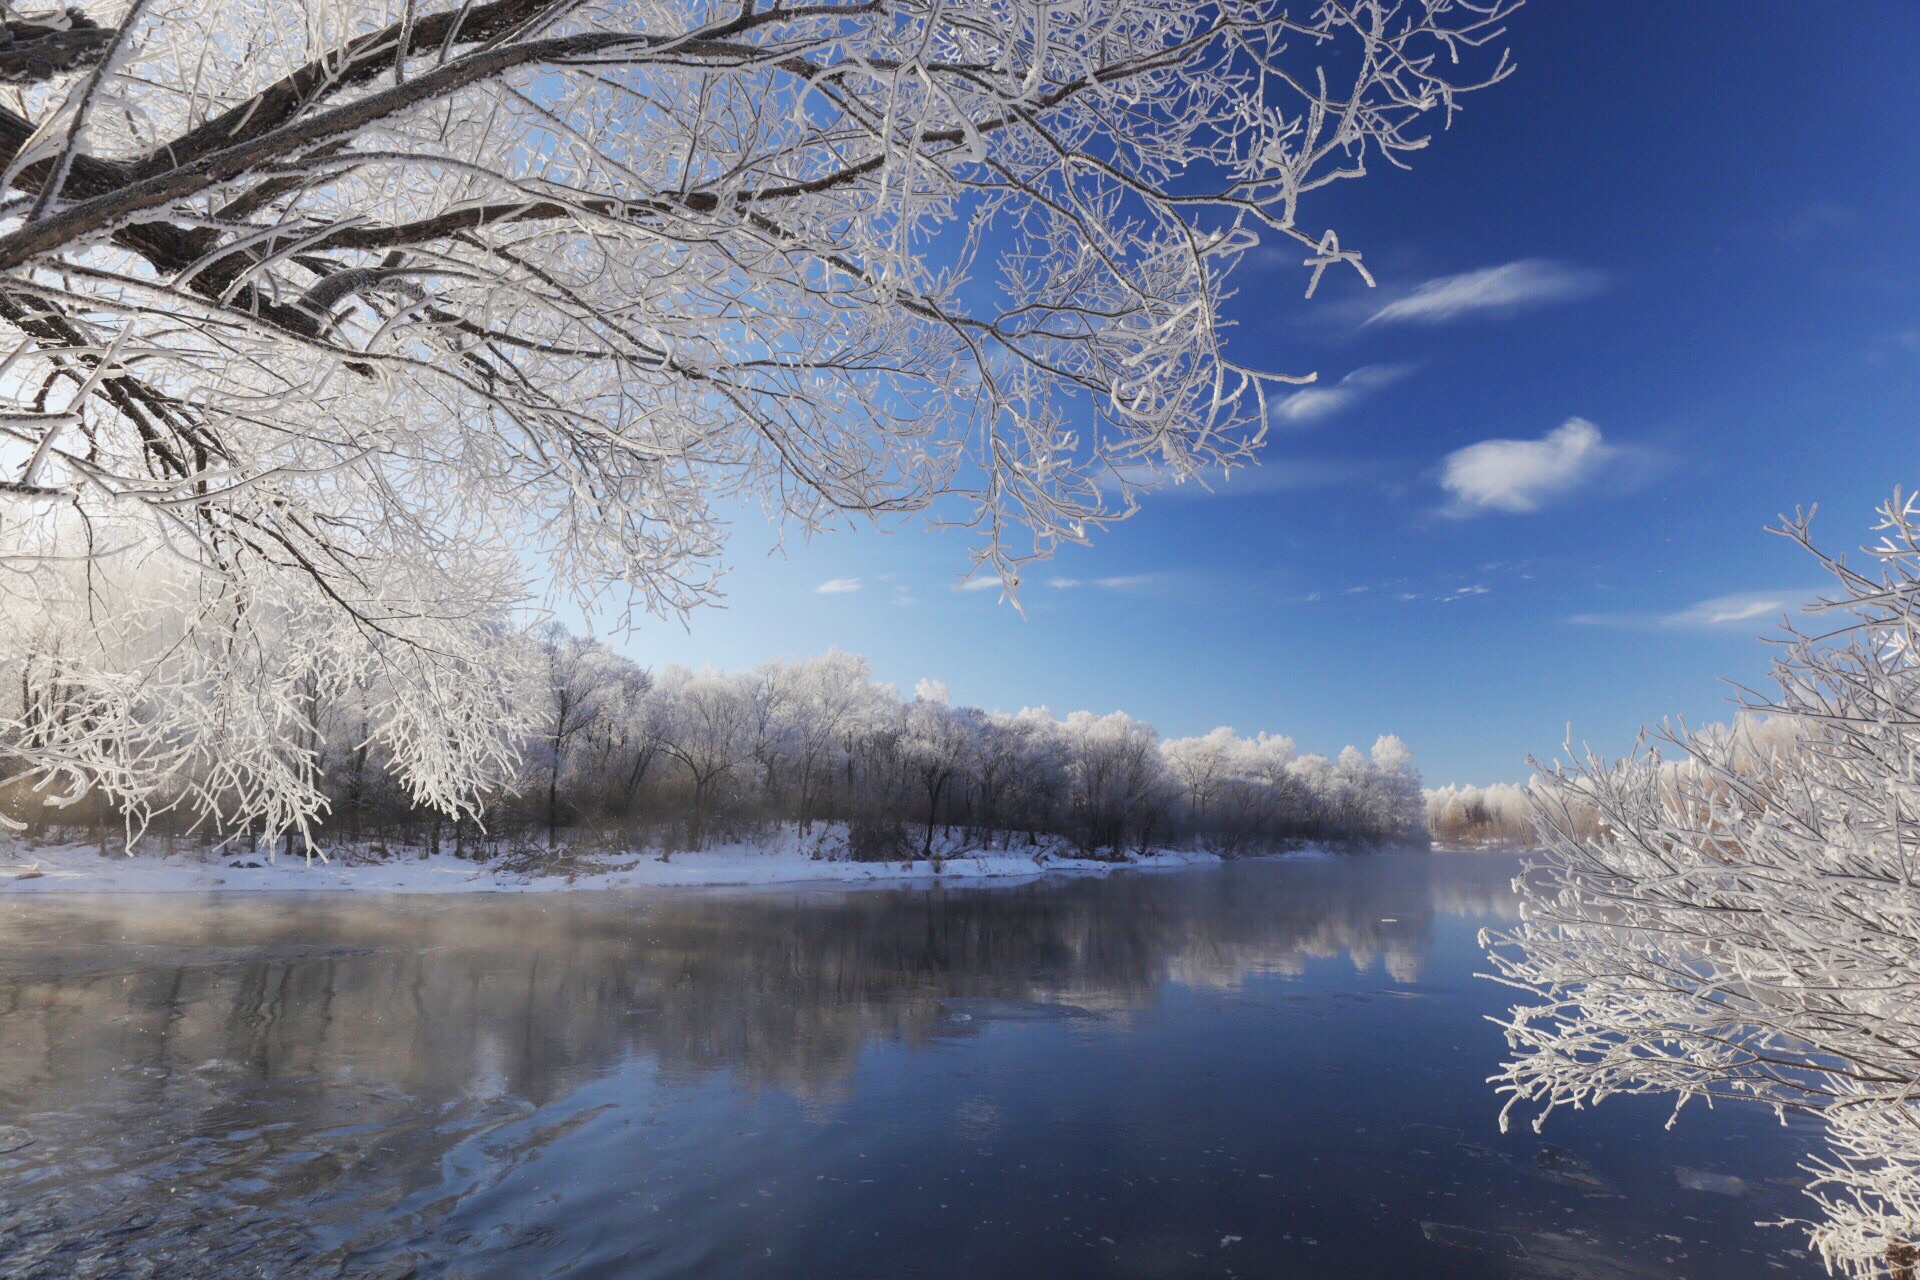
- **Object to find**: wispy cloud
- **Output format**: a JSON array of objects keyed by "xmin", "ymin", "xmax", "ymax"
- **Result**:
[
  {"xmin": 814, "ymin": 577, "xmax": 862, "ymax": 595},
  {"xmin": 1043, "ymin": 573, "xmax": 1159, "ymax": 592},
  {"xmin": 1662, "ymin": 594, "xmax": 1793, "ymax": 628},
  {"xmin": 1272, "ymin": 364, "xmax": 1413, "ymax": 426},
  {"xmin": 950, "ymin": 572, "xmax": 1161, "ymax": 597},
  {"xmin": 1570, "ymin": 591, "xmax": 1816, "ymax": 631},
  {"xmin": 1775, "ymin": 201, "xmax": 1854, "ymax": 244},
  {"xmin": 1440, "ymin": 418, "xmax": 1617, "ymax": 515},
  {"xmin": 1868, "ymin": 328, "xmax": 1920, "ymax": 364},
  {"xmin": 1337, "ymin": 560, "xmax": 1536, "ymax": 604},
  {"xmin": 1367, "ymin": 259, "xmax": 1605, "ymax": 326}
]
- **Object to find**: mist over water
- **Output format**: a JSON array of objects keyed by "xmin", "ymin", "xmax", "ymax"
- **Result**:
[{"xmin": 0, "ymin": 855, "xmax": 1816, "ymax": 1278}]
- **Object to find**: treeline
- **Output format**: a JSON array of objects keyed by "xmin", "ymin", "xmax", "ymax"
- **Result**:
[{"xmin": 4, "ymin": 628, "xmax": 1429, "ymax": 860}]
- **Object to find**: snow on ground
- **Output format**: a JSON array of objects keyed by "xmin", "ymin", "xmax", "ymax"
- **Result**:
[{"xmin": 0, "ymin": 826, "xmax": 1276, "ymax": 896}]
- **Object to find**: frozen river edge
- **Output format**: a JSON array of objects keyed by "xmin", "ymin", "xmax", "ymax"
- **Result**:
[{"xmin": 0, "ymin": 830, "xmax": 1328, "ymax": 896}]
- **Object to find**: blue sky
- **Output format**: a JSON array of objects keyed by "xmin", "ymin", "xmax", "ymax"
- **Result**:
[{"xmin": 590, "ymin": 2, "xmax": 1920, "ymax": 786}]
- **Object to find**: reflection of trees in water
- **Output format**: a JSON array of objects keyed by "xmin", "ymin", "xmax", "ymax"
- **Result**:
[
  {"xmin": 1428, "ymin": 854, "xmax": 1525, "ymax": 924},
  {"xmin": 0, "ymin": 858, "xmax": 1474, "ymax": 1114},
  {"xmin": 0, "ymin": 857, "xmax": 1514, "ymax": 1277}
]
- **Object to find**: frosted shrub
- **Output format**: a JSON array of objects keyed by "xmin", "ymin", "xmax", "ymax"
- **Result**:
[{"xmin": 1487, "ymin": 493, "xmax": 1920, "ymax": 1278}]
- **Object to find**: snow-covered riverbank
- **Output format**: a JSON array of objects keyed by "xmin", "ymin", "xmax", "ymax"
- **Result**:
[{"xmin": 0, "ymin": 827, "xmax": 1279, "ymax": 896}]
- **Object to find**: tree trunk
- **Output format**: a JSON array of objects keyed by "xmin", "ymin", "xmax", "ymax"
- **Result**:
[
  {"xmin": 923, "ymin": 774, "xmax": 947, "ymax": 858},
  {"xmin": 690, "ymin": 773, "xmax": 709, "ymax": 851}
]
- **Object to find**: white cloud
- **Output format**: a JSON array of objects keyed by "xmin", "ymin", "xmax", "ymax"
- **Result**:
[
  {"xmin": 1440, "ymin": 418, "xmax": 1615, "ymax": 515},
  {"xmin": 1272, "ymin": 364, "xmax": 1412, "ymax": 426},
  {"xmin": 1040, "ymin": 573, "xmax": 1156, "ymax": 592},
  {"xmin": 955, "ymin": 576, "xmax": 1003, "ymax": 593},
  {"xmin": 1663, "ymin": 594, "xmax": 1790, "ymax": 628},
  {"xmin": 1336, "ymin": 576, "xmax": 1504, "ymax": 602},
  {"xmin": 1367, "ymin": 259, "xmax": 1605, "ymax": 326},
  {"xmin": 1569, "ymin": 591, "xmax": 1814, "ymax": 631},
  {"xmin": 814, "ymin": 577, "xmax": 862, "ymax": 594}
]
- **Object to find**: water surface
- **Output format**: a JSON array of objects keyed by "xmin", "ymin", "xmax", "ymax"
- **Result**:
[{"xmin": 0, "ymin": 854, "xmax": 1819, "ymax": 1277}]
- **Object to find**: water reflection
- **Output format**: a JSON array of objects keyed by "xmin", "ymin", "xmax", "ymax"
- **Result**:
[
  {"xmin": 0, "ymin": 853, "xmax": 1801, "ymax": 1280},
  {"xmin": 1, "ymin": 856, "xmax": 1498, "ymax": 1108}
]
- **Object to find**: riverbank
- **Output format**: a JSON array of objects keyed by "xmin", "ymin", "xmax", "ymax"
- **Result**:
[{"xmin": 0, "ymin": 826, "xmax": 1278, "ymax": 895}]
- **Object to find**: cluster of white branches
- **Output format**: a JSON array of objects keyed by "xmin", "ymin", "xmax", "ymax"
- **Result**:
[
  {"xmin": 0, "ymin": 0, "xmax": 1517, "ymax": 833},
  {"xmin": 1485, "ymin": 492, "xmax": 1920, "ymax": 1279},
  {"xmin": 0, "ymin": 508, "xmax": 532, "ymax": 847}
]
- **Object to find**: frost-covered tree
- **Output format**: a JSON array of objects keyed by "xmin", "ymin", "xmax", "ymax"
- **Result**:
[
  {"xmin": 533, "ymin": 626, "xmax": 627, "ymax": 844},
  {"xmin": 1062, "ymin": 709, "xmax": 1170, "ymax": 856},
  {"xmin": 1161, "ymin": 725, "xmax": 1303, "ymax": 853},
  {"xmin": 652, "ymin": 664, "xmax": 753, "ymax": 847},
  {"xmin": 1163, "ymin": 726, "xmax": 1240, "ymax": 821},
  {"xmin": 573, "ymin": 658, "xmax": 658, "ymax": 816},
  {"xmin": 785, "ymin": 651, "xmax": 879, "ymax": 829},
  {"xmin": 1485, "ymin": 493, "xmax": 1920, "ymax": 1279},
  {"xmin": 989, "ymin": 705, "xmax": 1071, "ymax": 845},
  {"xmin": 0, "ymin": 0, "xmax": 1518, "ymax": 838},
  {"xmin": 1360, "ymin": 733, "xmax": 1425, "ymax": 842},
  {"xmin": 899, "ymin": 681, "xmax": 975, "ymax": 856},
  {"xmin": 742, "ymin": 660, "xmax": 800, "ymax": 804}
]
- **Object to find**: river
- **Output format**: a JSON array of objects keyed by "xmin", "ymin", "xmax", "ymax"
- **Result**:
[{"xmin": 0, "ymin": 853, "xmax": 1818, "ymax": 1277}]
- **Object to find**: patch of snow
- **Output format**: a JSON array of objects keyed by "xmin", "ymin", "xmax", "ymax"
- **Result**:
[{"xmin": 1674, "ymin": 1167, "xmax": 1748, "ymax": 1196}]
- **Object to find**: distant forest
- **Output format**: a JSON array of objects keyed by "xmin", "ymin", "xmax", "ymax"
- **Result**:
[{"xmin": 5, "ymin": 632, "xmax": 1432, "ymax": 861}]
